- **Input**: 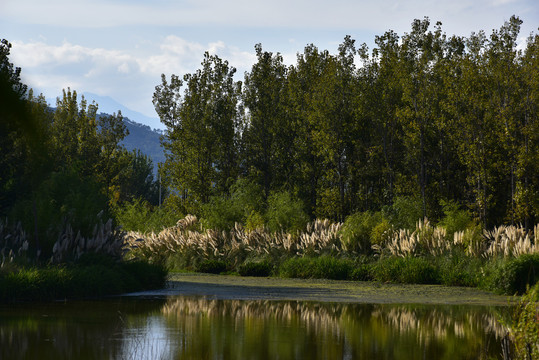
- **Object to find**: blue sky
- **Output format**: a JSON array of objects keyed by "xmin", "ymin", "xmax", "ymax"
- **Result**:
[{"xmin": 1, "ymin": 0, "xmax": 537, "ymax": 130}]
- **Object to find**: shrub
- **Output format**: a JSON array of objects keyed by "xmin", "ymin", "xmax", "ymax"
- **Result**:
[
  {"xmin": 279, "ymin": 256, "xmax": 352, "ymax": 280},
  {"xmin": 350, "ymin": 263, "xmax": 373, "ymax": 281},
  {"xmin": 438, "ymin": 199, "xmax": 474, "ymax": 238},
  {"xmin": 370, "ymin": 217, "xmax": 392, "ymax": 247},
  {"xmin": 9, "ymin": 169, "xmax": 110, "ymax": 257},
  {"xmin": 434, "ymin": 251, "xmax": 483, "ymax": 287},
  {"xmin": 266, "ymin": 191, "xmax": 309, "ymax": 233},
  {"xmin": 0, "ymin": 258, "xmax": 167, "ymax": 302},
  {"xmin": 386, "ymin": 195, "xmax": 424, "ymax": 230},
  {"xmin": 113, "ymin": 198, "xmax": 180, "ymax": 233},
  {"xmin": 229, "ymin": 178, "xmax": 265, "ymax": 218},
  {"xmin": 340, "ymin": 211, "xmax": 384, "ymax": 253},
  {"xmin": 371, "ymin": 256, "xmax": 438, "ymax": 284},
  {"xmin": 201, "ymin": 196, "xmax": 243, "ymax": 231},
  {"xmin": 487, "ymin": 254, "xmax": 539, "ymax": 295},
  {"xmin": 509, "ymin": 283, "xmax": 539, "ymax": 360},
  {"xmin": 195, "ymin": 259, "xmax": 228, "ymax": 274},
  {"xmin": 245, "ymin": 210, "xmax": 265, "ymax": 232},
  {"xmin": 238, "ymin": 261, "xmax": 272, "ymax": 277}
]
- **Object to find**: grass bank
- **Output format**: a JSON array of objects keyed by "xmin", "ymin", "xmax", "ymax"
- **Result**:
[
  {"xmin": 0, "ymin": 254, "xmax": 167, "ymax": 303},
  {"xmin": 0, "ymin": 218, "xmax": 167, "ymax": 303},
  {"xmin": 126, "ymin": 216, "xmax": 539, "ymax": 296}
]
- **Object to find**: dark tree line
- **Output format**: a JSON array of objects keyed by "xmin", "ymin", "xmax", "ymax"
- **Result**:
[
  {"xmin": 1, "ymin": 39, "xmax": 160, "ymax": 255},
  {"xmin": 155, "ymin": 16, "xmax": 537, "ymax": 228}
]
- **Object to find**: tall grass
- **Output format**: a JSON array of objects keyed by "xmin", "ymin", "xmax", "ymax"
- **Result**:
[
  {"xmin": 127, "ymin": 216, "xmax": 538, "ymax": 266},
  {"xmin": 124, "ymin": 216, "xmax": 343, "ymax": 269},
  {"xmin": 1, "ymin": 217, "xmax": 165, "ymax": 302}
]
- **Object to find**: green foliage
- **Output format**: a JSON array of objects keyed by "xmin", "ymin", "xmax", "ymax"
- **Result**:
[
  {"xmin": 386, "ymin": 195, "xmax": 424, "ymax": 230},
  {"xmin": 10, "ymin": 169, "xmax": 110, "ymax": 256},
  {"xmin": 201, "ymin": 196, "xmax": 243, "ymax": 231},
  {"xmin": 245, "ymin": 210, "xmax": 265, "ymax": 231},
  {"xmin": 113, "ymin": 198, "xmax": 180, "ymax": 233},
  {"xmin": 371, "ymin": 257, "xmax": 438, "ymax": 284},
  {"xmin": 265, "ymin": 191, "xmax": 309, "ymax": 232},
  {"xmin": 350, "ymin": 264, "xmax": 373, "ymax": 281},
  {"xmin": 486, "ymin": 254, "xmax": 539, "ymax": 295},
  {"xmin": 195, "ymin": 259, "xmax": 228, "ymax": 274},
  {"xmin": 509, "ymin": 283, "xmax": 539, "ymax": 360},
  {"xmin": 340, "ymin": 211, "xmax": 385, "ymax": 253},
  {"xmin": 238, "ymin": 261, "xmax": 273, "ymax": 277},
  {"xmin": 434, "ymin": 251, "xmax": 483, "ymax": 287},
  {"xmin": 154, "ymin": 53, "xmax": 241, "ymax": 206},
  {"xmin": 113, "ymin": 149, "xmax": 160, "ymax": 205},
  {"xmin": 279, "ymin": 256, "xmax": 353, "ymax": 280},
  {"xmin": 370, "ymin": 218, "xmax": 392, "ymax": 246},
  {"xmin": 0, "ymin": 257, "xmax": 167, "ymax": 302},
  {"xmin": 438, "ymin": 200, "xmax": 474, "ymax": 238},
  {"xmin": 201, "ymin": 178, "xmax": 265, "ymax": 231}
]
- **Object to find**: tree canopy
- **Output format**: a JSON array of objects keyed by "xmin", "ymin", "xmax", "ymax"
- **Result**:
[{"xmin": 154, "ymin": 16, "xmax": 538, "ymax": 228}]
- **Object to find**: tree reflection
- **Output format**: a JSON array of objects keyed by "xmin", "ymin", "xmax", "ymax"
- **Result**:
[{"xmin": 0, "ymin": 298, "xmax": 509, "ymax": 359}]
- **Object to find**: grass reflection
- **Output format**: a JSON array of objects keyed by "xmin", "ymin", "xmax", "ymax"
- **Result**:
[
  {"xmin": 0, "ymin": 298, "xmax": 510, "ymax": 359},
  {"xmin": 160, "ymin": 297, "xmax": 509, "ymax": 359}
]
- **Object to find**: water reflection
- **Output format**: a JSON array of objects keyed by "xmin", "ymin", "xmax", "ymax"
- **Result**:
[{"xmin": 0, "ymin": 297, "xmax": 509, "ymax": 359}]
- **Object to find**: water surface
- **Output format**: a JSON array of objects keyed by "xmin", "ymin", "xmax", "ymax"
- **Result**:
[{"xmin": 0, "ymin": 296, "xmax": 509, "ymax": 359}]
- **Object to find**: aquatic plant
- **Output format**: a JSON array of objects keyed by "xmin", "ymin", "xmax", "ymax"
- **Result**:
[{"xmin": 0, "ymin": 219, "xmax": 30, "ymax": 267}]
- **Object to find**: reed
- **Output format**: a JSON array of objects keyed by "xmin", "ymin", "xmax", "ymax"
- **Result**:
[
  {"xmin": 51, "ymin": 218, "xmax": 125, "ymax": 263},
  {"xmin": 124, "ymin": 216, "xmax": 342, "ymax": 268},
  {"xmin": 126, "ymin": 216, "xmax": 539, "ymax": 267},
  {"xmin": 0, "ymin": 219, "xmax": 30, "ymax": 267}
]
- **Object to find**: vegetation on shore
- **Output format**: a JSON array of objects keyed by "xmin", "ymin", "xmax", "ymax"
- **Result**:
[
  {"xmin": 125, "ymin": 213, "xmax": 539, "ymax": 295},
  {"xmin": 1, "ymin": 39, "xmax": 166, "ymax": 302}
]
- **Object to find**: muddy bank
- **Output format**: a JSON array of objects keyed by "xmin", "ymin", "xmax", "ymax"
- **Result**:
[{"xmin": 124, "ymin": 273, "xmax": 513, "ymax": 306}]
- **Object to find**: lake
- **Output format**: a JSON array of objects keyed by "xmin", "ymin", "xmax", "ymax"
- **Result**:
[{"xmin": 0, "ymin": 275, "xmax": 512, "ymax": 359}]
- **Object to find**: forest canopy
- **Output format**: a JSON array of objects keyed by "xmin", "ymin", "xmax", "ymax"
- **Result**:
[{"xmin": 154, "ymin": 15, "xmax": 539, "ymax": 228}]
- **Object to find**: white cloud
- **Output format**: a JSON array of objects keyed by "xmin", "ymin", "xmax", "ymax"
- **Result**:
[{"xmin": 9, "ymin": 36, "xmax": 259, "ymax": 127}]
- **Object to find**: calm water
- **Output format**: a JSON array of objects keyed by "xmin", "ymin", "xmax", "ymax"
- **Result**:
[{"xmin": 0, "ymin": 296, "xmax": 509, "ymax": 359}]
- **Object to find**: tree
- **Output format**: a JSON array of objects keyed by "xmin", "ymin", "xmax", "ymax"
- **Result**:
[
  {"xmin": 154, "ymin": 53, "xmax": 242, "ymax": 212},
  {"xmin": 242, "ymin": 44, "xmax": 290, "ymax": 197}
]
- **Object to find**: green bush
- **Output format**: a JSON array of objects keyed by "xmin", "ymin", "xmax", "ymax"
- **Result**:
[
  {"xmin": 266, "ymin": 191, "xmax": 309, "ymax": 233},
  {"xmin": 279, "ymin": 256, "xmax": 353, "ymax": 280},
  {"xmin": 438, "ymin": 199, "xmax": 474, "ymax": 239},
  {"xmin": 113, "ymin": 198, "xmax": 180, "ymax": 233},
  {"xmin": 340, "ymin": 211, "xmax": 385, "ymax": 253},
  {"xmin": 510, "ymin": 283, "xmax": 539, "ymax": 360},
  {"xmin": 71, "ymin": 260, "xmax": 166, "ymax": 297},
  {"xmin": 122, "ymin": 260, "xmax": 168, "ymax": 290},
  {"xmin": 229, "ymin": 178, "xmax": 265, "ymax": 218},
  {"xmin": 371, "ymin": 256, "xmax": 438, "ymax": 284},
  {"xmin": 434, "ymin": 251, "xmax": 483, "ymax": 287},
  {"xmin": 195, "ymin": 259, "xmax": 228, "ymax": 274},
  {"xmin": 350, "ymin": 263, "xmax": 373, "ymax": 281},
  {"xmin": 0, "ymin": 258, "xmax": 167, "ymax": 302},
  {"xmin": 486, "ymin": 254, "xmax": 539, "ymax": 295},
  {"xmin": 245, "ymin": 210, "xmax": 265, "ymax": 231},
  {"xmin": 201, "ymin": 178, "xmax": 266, "ymax": 231},
  {"xmin": 238, "ymin": 261, "xmax": 273, "ymax": 277},
  {"xmin": 201, "ymin": 196, "xmax": 243, "ymax": 231},
  {"xmin": 386, "ymin": 195, "xmax": 424, "ymax": 230},
  {"xmin": 9, "ymin": 169, "xmax": 110, "ymax": 257}
]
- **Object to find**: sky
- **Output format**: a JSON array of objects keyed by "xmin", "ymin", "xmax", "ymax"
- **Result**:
[{"xmin": 1, "ymin": 0, "xmax": 537, "ymax": 130}]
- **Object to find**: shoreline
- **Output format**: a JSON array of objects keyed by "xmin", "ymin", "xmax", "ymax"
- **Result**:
[{"xmin": 124, "ymin": 272, "xmax": 514, "ymax": 306}]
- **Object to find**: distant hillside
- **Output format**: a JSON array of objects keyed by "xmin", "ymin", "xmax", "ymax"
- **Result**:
[
  {"xmin": 83, "ymin": 92, "xmax": 163, "ymax": 131},
  {"xmin": 119, "ymin": 116, "xmax": 165, "ymax": 174},
  {"xmin": 47, "ymin": 93, "xmax": 165, "ymax": 173}
]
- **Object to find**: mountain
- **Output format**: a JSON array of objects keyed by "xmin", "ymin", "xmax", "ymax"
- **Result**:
[
  {"xmin": 82, "ymin": 92, "xmax": 163, "ymax": 131},
  {"xmin": 119, "ymin": 116, "xmax": 165, "ymax": 174},
  {"xmin": 82, "ymin": 93, "xmax": 165, "ymax": 173},
  {"xmin": 47, "ymin": 93, "xmax": 166, "ymax": 173}
]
